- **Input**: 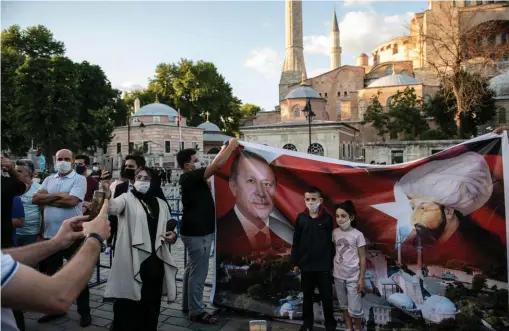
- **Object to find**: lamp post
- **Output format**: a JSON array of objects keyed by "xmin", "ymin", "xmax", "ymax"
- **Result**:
[
  {"xmin": 127, "ymin": 107, "xmax": 133, "ymax": 155},
  {"xmin": 302, "ymin": 97, "xmax": 315, "ymax": 148}
]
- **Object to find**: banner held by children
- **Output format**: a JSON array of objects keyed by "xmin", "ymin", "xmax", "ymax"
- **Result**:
[{"xmin": 211, "ymin": 132, "xmax": 509, "ymax": 329}]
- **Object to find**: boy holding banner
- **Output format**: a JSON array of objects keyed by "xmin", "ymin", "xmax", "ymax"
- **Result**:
[{"xmin": 291, "ymin": 187, "xmax": 336, "ymax": 331}]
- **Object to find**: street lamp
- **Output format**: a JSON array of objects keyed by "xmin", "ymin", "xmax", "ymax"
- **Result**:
[
  {"xmin": 127, "ymin": 107, "xmax": 133, "ymax": 154},
  {"xmin": 302, "ymin": 97, "xmax": 315, "ymax": 148}
]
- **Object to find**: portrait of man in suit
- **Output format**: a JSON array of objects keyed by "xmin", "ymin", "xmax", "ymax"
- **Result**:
[{"xmin": 216, "ymin": 150, "xmax": 294, "ymax": 258}]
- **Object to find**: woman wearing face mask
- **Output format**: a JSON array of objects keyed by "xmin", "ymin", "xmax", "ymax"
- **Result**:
[
  {"xmin": 332, "ymin": 201, "xmax": 366, "ymax": 331},
  {"xmin": 100, "ymin": 167, "xmax": 178, "ymax": 331}
]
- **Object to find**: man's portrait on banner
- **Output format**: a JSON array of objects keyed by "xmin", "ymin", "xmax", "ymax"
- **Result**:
[{"xmin": 216, "ymin": 150, "xmax": 293, "ymax": 257}]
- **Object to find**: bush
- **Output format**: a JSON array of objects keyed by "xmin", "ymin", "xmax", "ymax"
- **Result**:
[{"xmin": 247, "ymin": 284, "xmax": 264, "ymax": 299}]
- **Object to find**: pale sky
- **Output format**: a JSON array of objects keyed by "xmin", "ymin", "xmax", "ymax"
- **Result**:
[{"xmin": 2, "ymin": 0, "xmax": 428, "ymax": 112}]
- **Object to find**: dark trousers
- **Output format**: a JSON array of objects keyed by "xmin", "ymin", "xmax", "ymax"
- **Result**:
[
  {"xmin": 39, "ymin": 239, "xmax": 90, "ymax": 316},
  {"xmin": 111, "ymin": 257, "xmax": 164, "ymax": 331},
  {"xmin": 301, "ymin": 271, "xmax": 336, "ymax": 330},
  {"xmin": 13, "ymin": 310, "xmax": 25, "ymax": 331}
]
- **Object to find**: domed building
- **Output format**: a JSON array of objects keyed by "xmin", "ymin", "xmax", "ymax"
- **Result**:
[
  {"xmin": 107, "ymin": 97, "xmax": 205, "ymax": 168},
  {"xmin": 197, "ymin": 115, "xmax": 233, "ymax": 154}
]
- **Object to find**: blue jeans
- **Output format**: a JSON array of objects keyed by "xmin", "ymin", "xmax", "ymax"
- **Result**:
[
  {"xmin": 180, "ymin": 233, "xmax": 213, "ymax": 316},
  {"xmin": 16, "ymin": 234, "xmax": 39, "ymax": 246}
]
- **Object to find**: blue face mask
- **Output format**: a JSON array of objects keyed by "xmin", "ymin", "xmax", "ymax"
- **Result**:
[{"xmin": 75, "ymin": 164, "xmax": 86, "ymax": 175}]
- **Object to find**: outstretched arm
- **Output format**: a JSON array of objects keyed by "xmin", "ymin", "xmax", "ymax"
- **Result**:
[{"xmin": 204, "ymin": 139, "xmax": 240, "ymax": 179}]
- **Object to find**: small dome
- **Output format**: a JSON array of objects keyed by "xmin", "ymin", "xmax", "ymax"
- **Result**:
[
  {"xmin": 134, "ymin": 102, "xmax": 178, "ymax": 118},
  {"xmin": 358, "ymin": 53, "xmax": 368, "ymax": 57},
  {"xmin": 489, "ymin": 71, "xmax": 509, "ymax": 97},
  {"xmin": 286, "ymin": 86, "xmax": 322, "ymax": 99},
  {"xmin": 198, "ymin": 121, "xmax": 221, "ymax": 132},
  {"xmin": 388, "ymin": 293, "xmax": 416, "ymax": 310},
  {"xmin": 422, "ymin": 295, "xmax": 458, "ymax": 315},
  {"xmin": 368, "ymin": 73, "xmax": 421, "ymax": 88},
  {"xmin": 280, "ymin": 302, "xmax": 295, "ymax": 312}
]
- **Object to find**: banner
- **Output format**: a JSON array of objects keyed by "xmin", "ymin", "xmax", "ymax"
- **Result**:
[{"xmin": 211, "ymin": 132, "xmax": 509, "ymax": 329}]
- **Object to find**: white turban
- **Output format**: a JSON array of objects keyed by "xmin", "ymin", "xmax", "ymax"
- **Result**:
[{"xmin": 398, "ymin": 152, "xmax": 493, "ymax": 216}]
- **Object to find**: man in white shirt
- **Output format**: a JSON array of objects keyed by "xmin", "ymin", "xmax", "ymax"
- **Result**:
[{"xmin": 1, "ymin": 201, "xmax": 110, "ymax": 331}]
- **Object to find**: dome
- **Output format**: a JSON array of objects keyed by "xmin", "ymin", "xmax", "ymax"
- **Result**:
[
  {"xmin": 422, "ymin": 295, "xmax": 458, "ymax": 315},
  {"xmin": 388, "ymin": 293, "xmax": 416, "ymax": 310},
  {"xmin": 358, "ymin": 53, "xmax": 368, "ymax": 57},
  {"xmin": 368, "ymin": 73, "xmax": 421, "ymax": 88},
  {"xmin": 133, "ymin": 102, "xmax": 178, "ymax": 119},
  {"xmin": 285, "ymin": 86, "xmax": 322, "ymax": 99},
  {"xmin": 489, "ymin": 71, "xmax": 509, "ymax": 97},
  {"xmin": 198, "ymin": 121, "xmax": 221, "ymax": 132}
]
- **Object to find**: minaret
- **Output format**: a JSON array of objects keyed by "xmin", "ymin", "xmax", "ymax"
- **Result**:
[
  {"xmin": 330, "ymin": 7, "xmax": 341, "ymax": 70},
  {"xmin": 279, "ymin": 0, "xmax": 307, "ymax": 101}
]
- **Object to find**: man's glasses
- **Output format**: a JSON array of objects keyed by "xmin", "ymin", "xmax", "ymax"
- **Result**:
[{"xmin": 135, "ymin": 175, "xmax": 151, "ymax": 181}]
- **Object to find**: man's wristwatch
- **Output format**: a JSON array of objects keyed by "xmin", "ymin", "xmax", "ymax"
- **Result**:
[{"xmin": 85, "ymin": 233, "xmax": 105, "ymax": 251}]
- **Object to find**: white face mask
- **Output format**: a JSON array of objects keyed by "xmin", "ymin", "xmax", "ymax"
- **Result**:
[
  {"xmin": 56, "ymin": 161, "xmax": 72, "ymax": 174},
  {"xmin": 92, "ymin": 166, "xmax": 99, "ymax": 171},
  {"xmin": 194, "ymin": 162, "xmax": 202, "ymax": 169},
  {"xmin": 134, "ymin": 181, "xmax": 150, "ymax": 194},
  {"xmin": 32, "ymin": 178, "xmax": 41, "ymax": 184},
  {"xmin": 307, "ymin": 203, "xmax": 320, "ymax": 213},
  {"xmin": 339, "ymin": 221, "xmax": 352, "ymax": 230}
]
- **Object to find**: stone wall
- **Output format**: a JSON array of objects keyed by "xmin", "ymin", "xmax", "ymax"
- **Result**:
[{"xmin": 363, "ymin": 139, "xmax": 465, "ymax": 164}]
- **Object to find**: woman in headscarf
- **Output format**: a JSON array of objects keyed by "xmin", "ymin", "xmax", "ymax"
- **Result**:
[{"xmin": 100, "ymin": 166, "xmax": 178, "ymax": 331}]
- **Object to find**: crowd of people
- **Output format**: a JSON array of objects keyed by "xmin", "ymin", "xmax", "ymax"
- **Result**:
[
  {"xmin": 0, "ymin": 138, "xmax": 240, "ymax": 331},
  {"xmin": 0, "ymin": 127, "xmax": 507, "ymax": 331}
]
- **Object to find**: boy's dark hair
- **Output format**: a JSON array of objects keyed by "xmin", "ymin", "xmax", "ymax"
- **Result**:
[
  {"xmin": 335, "ymin": 200, "xmax": 356, "ymax": 217},
  {"xmin": 176, "ymin": 149, "xmax": 197, "ymax": 169},
  {"xmin": 74, "ymin": 154, "xmax": 90, "ymax": 166},
  {"xmin": 119, "ymin": 163, "xmax": 126, "ymax": 178},
  {"xmin": 125, "ymin": 155, "xmax": 146, "ymax": 168},
  {"xmin": 305, "ymin": 186, "xmax": 323, "ymax": 198},
  {"xmin": 230, "ymin": 150, "xmax": 271, "ymax": 182}
]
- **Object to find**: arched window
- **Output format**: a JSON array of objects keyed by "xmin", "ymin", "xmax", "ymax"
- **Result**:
[
  {"xmin": 386, "ymin": 96, "xmax": 394, "ymax": 108},
  {"xmin": 499, "ymin": 108, "xmax": 507, "ymax": 124},
  {"xmin": 348, "ymin": 144, "xmax": 352, "ymax": 158},
  {"xmin": 282, "ymin": 144, "xmax": 298, "ymax": 151},
  {"xmin": 342, "ymin": 143, "xmax": 346, "ymax": 158},
  {"xmin": 358, "ymin": 100, "xmax": 368, "ymax": 120},
  {"xmin": 292, "ymin": 105, "xmax": 301, "ymax": 118},
  {"xmin": 323, "ymin": 112, "xmax": 329, "ymax": 121},
  {"xmin": 307, "ymin": 143, "xmax": 324, "ymax": 156},
  {"xmin": 207, "ymin": 147, "xmax": 220, "ymax": 154}
]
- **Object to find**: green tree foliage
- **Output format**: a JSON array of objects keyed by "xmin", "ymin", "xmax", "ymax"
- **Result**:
[
  {"xmin": 362, "ymin": 88, "xmax": 429, "ymax": 140},
  {"xmin": 471, "ymin": 274, "xmax": 488, "ymax": 293},
  {"xmin": 240, "ymin": 103, "xmax": 263, "ymax": 117},
  {"xmin": 1, "ymin": 25, "xmax": 128, "ymax": 169},
  {"xmin": 124, "ymin": 59, "xmax": 243, "ymax": 137}
]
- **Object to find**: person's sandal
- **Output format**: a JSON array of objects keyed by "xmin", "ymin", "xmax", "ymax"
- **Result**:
[{"xmin": 190, "ymin": 312, "xmax": 218, "ymax": 324}]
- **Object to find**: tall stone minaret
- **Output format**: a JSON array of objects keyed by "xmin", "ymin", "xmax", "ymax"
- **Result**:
[
  {"xmin": 330, "ymin": 7, "xmax": 341, "ymax": 70},
  {"xmin": 279, "ymin": 0, "xmax": 307, "ymax": 101}
]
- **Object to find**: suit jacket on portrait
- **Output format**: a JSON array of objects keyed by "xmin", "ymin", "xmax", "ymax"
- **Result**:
[{"xmin": 216, "ymin": 207, "xmax": 294, "ymax": 258}]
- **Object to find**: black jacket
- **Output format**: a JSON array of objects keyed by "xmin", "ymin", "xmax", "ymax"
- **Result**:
[{"xmin": 291, "ymin": 208, "xmax": 335, "ymax": 272}]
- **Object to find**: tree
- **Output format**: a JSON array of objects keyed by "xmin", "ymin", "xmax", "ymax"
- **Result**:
[
  {"xmin": 362, "ymin": 88, "xmax": 429, "ymax": 140},
  {"xmin": 124, "ymin": 59, "xmax": 243, "ymax": 137},
  {"xmin": 1, "ymin": 25, "xmax": 127, "ymax": 169},
  {"xmin": 471, "ymin": 274, "xmax": 488, "ymax": 293},
  {"xmin": 411, "ymin": 4, "xmax": 507, "ymax": 137},
  {"xmin": 240, "ymin": 103, "xmax": 263, "ymax": 117}
]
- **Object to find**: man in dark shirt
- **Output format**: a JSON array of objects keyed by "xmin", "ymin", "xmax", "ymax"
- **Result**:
[
  {"xmin": 74, "ymin": 155, "xmax": 99, "ymax": 214},
  {"xmin": 1, "ymin": 156, "xmax": 28, "ymax": 249},
  {"xmin": 292, "ymin": 187, "xmax": 336, "ymax": 331},
  {"xmin": 177, "ymin": 139, "xmax": 238, "ymax": 324}
]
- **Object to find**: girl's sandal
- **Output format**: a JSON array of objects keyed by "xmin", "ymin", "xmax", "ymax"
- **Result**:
[{"xmin": 190, "ymin": 312, "xmax": 218, "ymax": 324}]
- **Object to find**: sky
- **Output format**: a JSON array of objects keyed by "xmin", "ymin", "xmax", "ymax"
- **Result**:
[{"xmin": 2, "ymin": 0, "xmax": 428, "ymax": 112}]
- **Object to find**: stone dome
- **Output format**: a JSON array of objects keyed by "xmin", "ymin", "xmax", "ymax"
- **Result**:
[
  {"xmin": 285, "ymin": 86, "xmax": 322, "ymax": 99},
  {"xmin": 368, "ymin": 73, "xmax": 421, "ymax": 88},
  {"xmin": 489, "ymin": 71, "xmax": 509, "ymax": 98},
  {"xmin": 358, "ymin": 53, "xmax": 368, "ymax": 57},
  {"xmin": 198, "ymin": 121, "xmax": 221, "ymax": 132},
  {"xmin": 133, "ymin": 102, "xmax": 179, "ymax": 119},
  {"xmin": 422, "ymin": 295, "xmax": 458, "ymax": 315},
  {"xmin": 388, "ymin": 293, "xmax": 416, "ymax": 310}
]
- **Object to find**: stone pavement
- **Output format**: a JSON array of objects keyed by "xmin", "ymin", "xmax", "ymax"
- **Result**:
[{"xmin": 22, "ymin": 238, "xmax": 306, "ymax": 331}]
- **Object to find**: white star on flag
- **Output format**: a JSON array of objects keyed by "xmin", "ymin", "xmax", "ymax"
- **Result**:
[{"xmin": 371, "ymin": 183, "xmax": 414, "ymax": 248}]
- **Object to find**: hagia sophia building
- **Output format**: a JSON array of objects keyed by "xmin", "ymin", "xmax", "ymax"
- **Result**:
[{"xmin": 239, "ymin": 0, "xmax": 509, "ymax": 162}]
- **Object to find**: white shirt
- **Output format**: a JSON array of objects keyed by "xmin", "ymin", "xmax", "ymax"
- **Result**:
[
  {"xmin": 1, "ymin": 253, "xmax": 20, "ymax": 331},
  {"xmin": 234, "ymin": 205, "xmax": 271, "ymax": 249}
]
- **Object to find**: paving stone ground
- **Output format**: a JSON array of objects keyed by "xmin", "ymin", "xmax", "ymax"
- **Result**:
[{"xmin": 22, "ymin": 238, "xmax": 310, "ymax": 331}]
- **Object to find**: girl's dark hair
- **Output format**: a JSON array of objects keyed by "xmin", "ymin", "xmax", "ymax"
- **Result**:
[{"xmin": 334, "ymin": 200, "xmax": 356, "ymax": 218}]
